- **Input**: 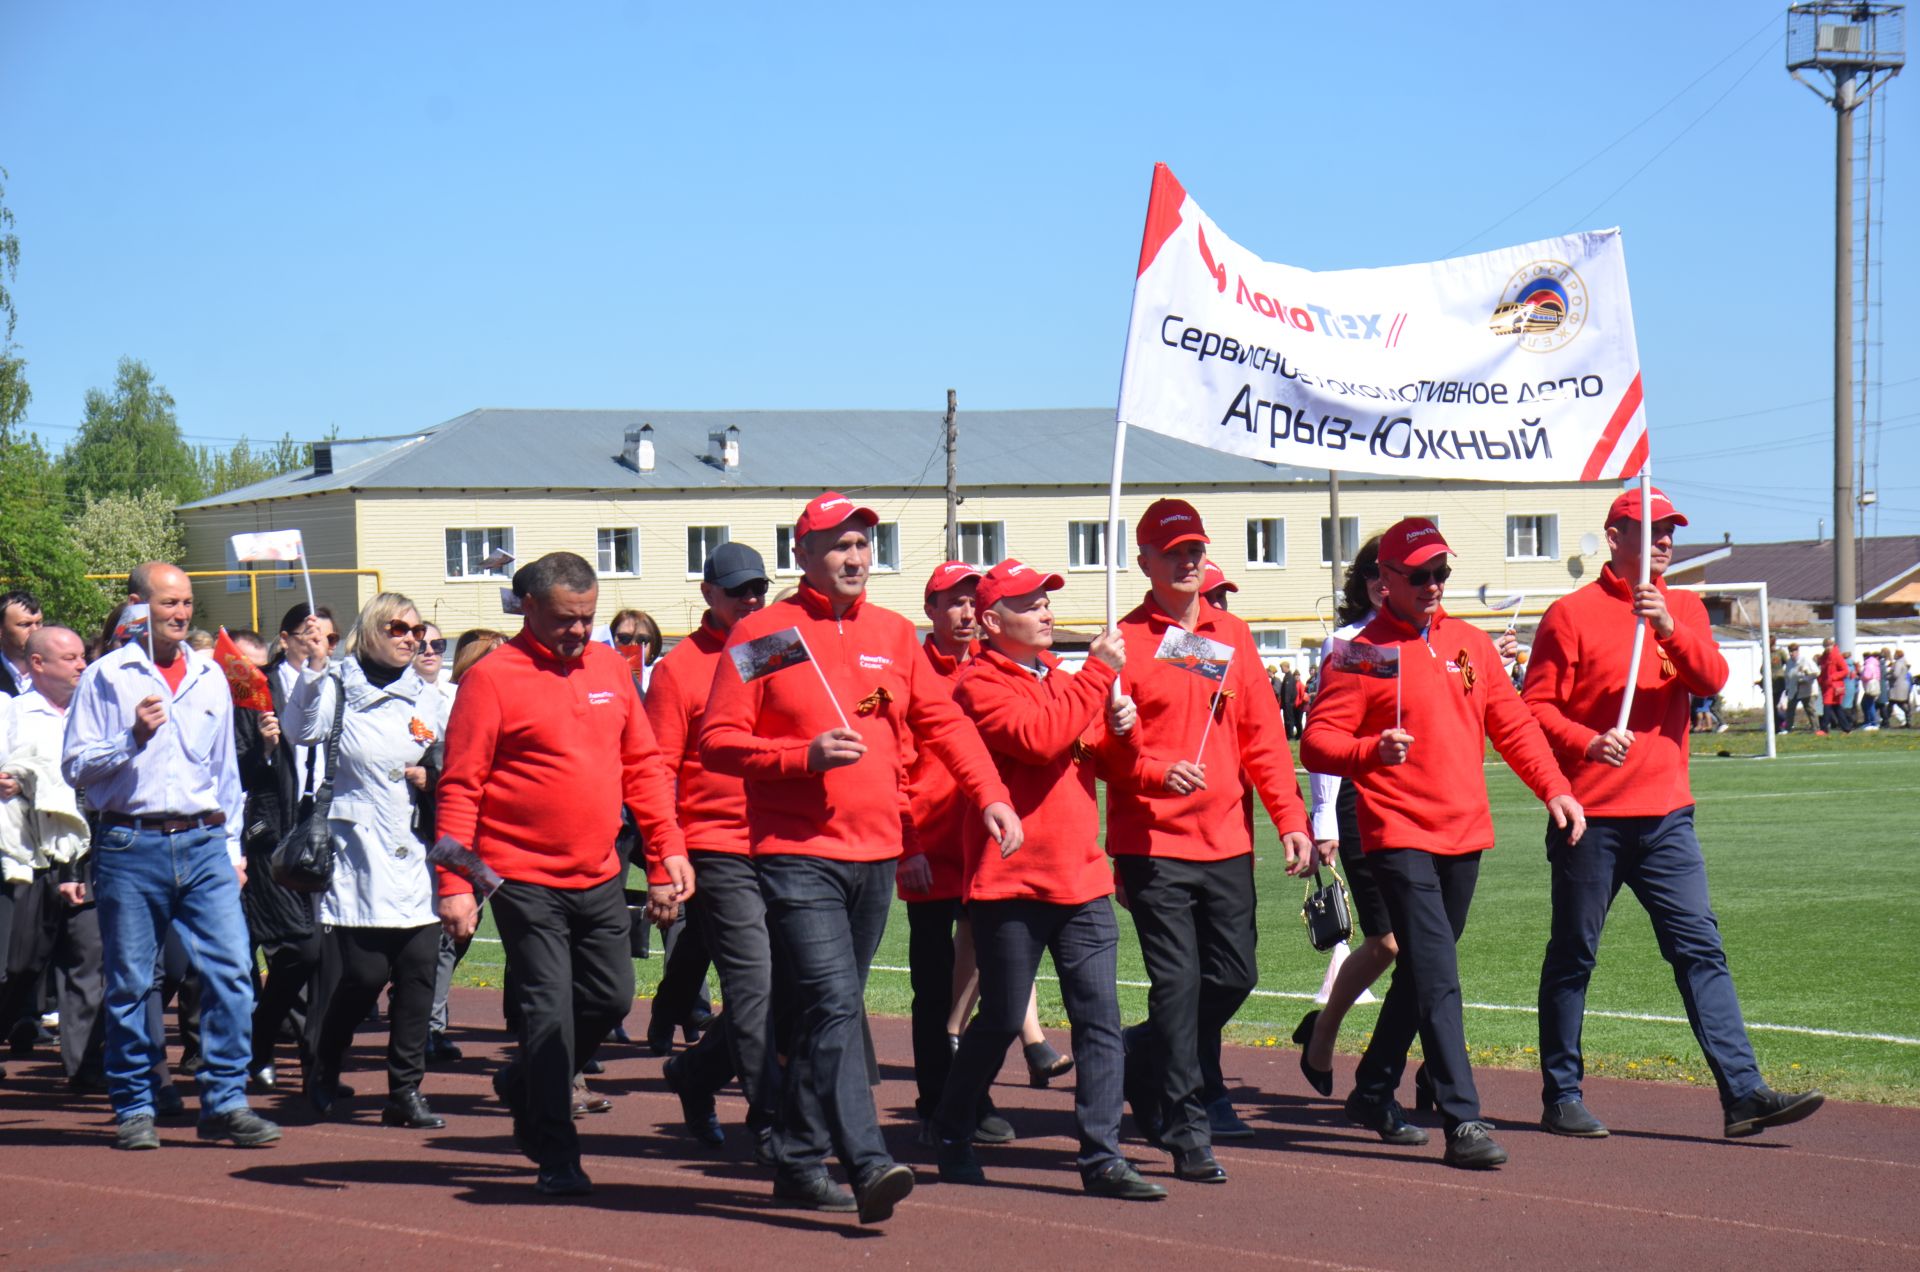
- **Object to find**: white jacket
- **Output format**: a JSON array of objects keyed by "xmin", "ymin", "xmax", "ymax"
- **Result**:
[
  {"xmin": 0, "ymin": 692, "xmax": 89, "ymax": 883},
  {"xmin": 287, "ymin": 658, "xmax": 448, "ymax": 928}
]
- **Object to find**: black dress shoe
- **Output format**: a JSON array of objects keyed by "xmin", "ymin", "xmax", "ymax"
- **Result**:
[
  {"xmin": 1172, "ymin": 1146, "xmax": 1228, "ymax": 1183},
  {"xmin": 855, "ymin": 1163, "xmax": 915, "ymax": 1224},
  {"xmin": 972, "ymin": 1111, "xmax": 1016, "ymax": 1145},
  {"xmin": 935, "ymin": 1136, "xmax": 986, "ymax": 1184},
  {"xmin": 425, "ymin": 1032, "xmax": 463, "ymax": 1066},
  {"xmin": 536, "ymin": 1159, "xmax": 594, "ymax": 1197},
  {"xmin": 1291, "ymin": 1010, "xmax": 1334, "ymax": 1098},
  {"xmin": 1444, "ymin": 1120, "xmax": 1508, "ymax": 1169},
  {"xmin": 662, "ymin": 1054, "xmax": 724, "ymax": 1146},
  {"xmin": 1084, "ymin": 1160, "xmax": 1168, "ymax": 1201},
  {"xmin": 1121, "ymin": 1023, "xmax": 1163, "ymax": 1145},
  {"xmin": 248, "ymin": 1063, "xmax": 277, "ymax": 1094},
  {"xmin": 1413, "ymin": 1063, "xmax": 1435, "ymax": 1114},
  {"xmin": 306, "ymin": 1072, "xmax": 340, "ymax": 1119},
  {"xmin": 772, "ymin": 1172, "xmax": 857, "ymax": 1213},
  {"xmin": 752, "ymin": 1126, "xmax": 776, "ymax": 1167},
  {"xmin": 1023, "ymin": 1040, "xmax": 1074, "ymax": 1088},
  {"xmin": 492, "ymin": 1066, "xmax": 534, "ymax": 1158},
  {"xmin": 1724, "ymin": 1086, "xmax": 1825, "ymax": 1138},
  {"xmin": 1206, "ymin": 1095, "xmax": 1255, "ymax": 1139},
  {"xmin": 1541, "ymin": 1099, "xmax": 1609, "ymax": 1138},
  {"xmin": 1343, "ymin": 1094, "xmax": 1430, "ymax": 1146},
  {"xmin": 381, "ymin": 1089, "xmax": 447, "ymax": 1130},
  {"xmin": 645, "ymin": 1019, "xmax": 674, "ymax": 1057}
]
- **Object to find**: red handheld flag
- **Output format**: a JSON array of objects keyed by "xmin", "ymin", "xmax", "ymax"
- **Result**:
[{"xmin": 214, "ymin": 628, "xmax": 275, "ymax": 713}]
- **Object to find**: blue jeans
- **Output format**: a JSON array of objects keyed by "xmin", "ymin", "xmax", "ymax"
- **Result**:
[
  {"xmin": 757, "ymin": 854, "xmax": 895, "ymax": 1186},
  {"xmin": 1538, "ymin": 807, "xmax": 1761, "ymax": 1109},
  {"xmin": 92, "ymin": 823, "xmax": 256, "ymax": 1122}
]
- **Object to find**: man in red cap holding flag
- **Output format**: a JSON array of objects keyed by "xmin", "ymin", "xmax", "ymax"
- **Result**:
[
  {"xmin": 1523, "ymin": 487, "xmax": 1824, "ymax": 1141},
  {"xmin": 701, "ymin": 493, "xmax": 1022, "ymax": 1225},
  {"xmin": 1108, "ymin": 498, "xmax": 1320, "ymax": 1185}
]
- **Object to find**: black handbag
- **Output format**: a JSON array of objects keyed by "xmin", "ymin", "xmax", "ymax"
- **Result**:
[
  {"xmin": 1302, "ymin": 865, "xmax": 1353, "ymax": 952},
  {"xmin": 270, "ymin": 672, "xmax": 345, "ymax": 893}
]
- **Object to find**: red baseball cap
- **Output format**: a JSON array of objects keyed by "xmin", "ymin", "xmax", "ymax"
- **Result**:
[
  {"xmin": 974, "ymin": 558, "xmax": 1065, "ymax": 611},
  {"xmin": 1378, "ymin": 517, "xmax": 1454, "ymax": 569},
  {"xmin": 1137, "ymin": 498, "xmax": 1209, "ymax": 551},
  {"xmin": 1606, "ymin": 486, "xmax": 1688, "ymax": 527},
  {"xmin": 1200, "ymin": 559, "xmax": 1238, "ymax": 594},
  {"xmin": 794, "ymin": 491, "xmax": 878, "ymax": 539},
  {"xmin": 924, "ymin": 560, "xmax": 982, "ymax": 599}
]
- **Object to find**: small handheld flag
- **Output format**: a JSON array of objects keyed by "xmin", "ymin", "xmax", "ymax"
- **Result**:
[
  {"xmin": 231, "ymin": 528, "xmax": 314, "ymax": 615},
  {"xmin": 1325, "ymin": 638, "xmax": 1404, "ymax": 730},
  {"xmin": 499, "ymin": 587, "xmax": 523, "ymax": 616},
  {"xmin": 729, "ymin": 627, "xmax": 850, "ymax": 730},
  {"xmin": 213, "ymin": 628, "xmax": 275, "ymax": 713},
  {"xmin": 114, "ymin": 603, "xmax": 152, "ymax": 648},
  {"xmin": 427, "ymin": 836, "xmax": 505, "ymax": 903},
  {"xmin": 1154, "ymin": 628, "xmax": 1236, "ymax": 681}
]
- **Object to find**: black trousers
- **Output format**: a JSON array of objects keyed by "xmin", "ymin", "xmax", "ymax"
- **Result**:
[
  {"xmin": 1352, "ymin": 849, "xmax": 1482, "ymax": 1130},
  {"xmin": 313, "ymin": 923, "xmax": 439, "ymax": 1096},
  {"xmin": 648, "ymin": 912, "xmax": 714, "ymax": 1036},
  {"xmin": 491, "ymin": 875, "xmax": 635, "ymax": 1168},
  {"xmin": 674, "ymin": 851, "xmax": 780, "ymax": 1129},
  {"xmin": 936, "ymin": 899, "xmax": 1124, "ymax": 1176},
  {"xmin": 252, "ymin": 932, "xmax": 322, "ymax": 1073},
  {"xmin": 1114, "ymin": 853, "xmax": 1258, "ymax": 1155},
  {"xmin": 905, "ymin": 897, "xmax": 962, "ymax": 1120},
  {"xmin": 0, "ymin": 870, "xmax": 107, "ymax": 1079}
]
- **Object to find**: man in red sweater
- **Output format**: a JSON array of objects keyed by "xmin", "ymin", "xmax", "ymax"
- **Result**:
[
  {"xmin": 1302, "ymin": 518, "xmax": 1582, "ymax": 1170},
  {"xmin": 1524, "ymin": 488, "xmax": 1824, "ymax": 1140},
  {"xmin": 933, "ymin": 559, "xmax": 1164, "ymax": 1201},
  {"xmin": 643, "ymin": 542, "xmax": 778, "ymax": 1157},
  {"xmin": 1108, "ymin": 499, "xmax": 1320, "ymax": 1185},
  {"xmin": 700, "ymin": 492, "xmax": 1022, "ymax": 1225},
  {"xmin": 436, "ymin": 552, "xmax": 693, "ymax": 1198}
]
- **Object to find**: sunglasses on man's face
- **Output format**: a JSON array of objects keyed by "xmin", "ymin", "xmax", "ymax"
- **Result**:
[
  {"xmin": 1388, "ymin": 563, "xmax": 1452, "ymax": 588},
  {"xmin": 419, "ymin": 638, "xmax": 449, "ymax": 656},
  {"xmin": 384, "ymin": 620, "xmax": 429, "ymax": 641},
  {"xmin": 724, "ymin": 579, "xmax": 770, "ymax": 600}
]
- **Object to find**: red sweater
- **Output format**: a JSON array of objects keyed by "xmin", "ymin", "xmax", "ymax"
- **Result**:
[
  {"xmin": 1522, "ymin": 564, "xmax": 1728, "ymax": 818},
  {"xmin": 644, "ymin": 614, "xmax": 749, "ymax": 858},
  {"xmin": 953, "ymin": 648, "xmax": 1118, "ymax": 906},
  {"xmin": 437, "ymin": 631, "xmax": 686, "ymax": 895},
  {"xmin": 699, "ymin": 583, "xmax": 1011, "ymax": 861},
  {"xmin": 1104, "ymin": 595, "xmax": 1310, "ymax": 860},
  {"xmin": 1300, "ymin": 606, "xmax": 1569, "ymax": 855},
  {"xmin": 898, "ymin": 636, "xmax": 976, "ymax": 902}
]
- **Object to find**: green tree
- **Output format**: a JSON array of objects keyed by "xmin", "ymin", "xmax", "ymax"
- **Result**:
[
  {"xmin": 0, "ymin": 165, "xmax": 28, "ymax": 443},
  {"xmin": 69, "ymin": 489, "xmax": 186, "ymax": 616},
  {"xmin": 62, "ymin": 358, "xmax": 204, "ymax": 505},
  {"xmin": 197, "ymin": 432, "xmax": 312, "ymax": 497},
  {"xmin": 0, "ymin": 433, "xmax": 102, "ymax": 631}
]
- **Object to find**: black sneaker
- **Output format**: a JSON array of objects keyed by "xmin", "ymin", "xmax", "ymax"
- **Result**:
[
  {"xmin": 197, "ymin": 1108, "xmax": 283, "ymax": 1148},
  {"xmin": 1444, "ymin": 1120, "xmax": 1508, "ymax": 1169},
  {"xmin": 1724, "ymin": 1086, "xmax": 1825, "ymax": 1139},
  {"xmin": 535, "ymin": 1159, "xmax": 593, "ymax": 1197},
  {"xmin": 115, "ymin": 1114, "xmax": 160, "ymax": 1151},
  {"xmin": 855, "ymin": 1162, "xmax": 915, "ymax": 1224},
  {"xmin": 772, "ymin": 1172, "xmax": 857, "ymax": 1213},
  {"xmin": 936, "ymin": 1137, "xmax": 986, "ymax": 1185},
  {"xmin": 972, "ymin": 1111, "xmax": 1016, "ymax": 1145},
  {"xmin": 1541, "ymin": 1099, "xmax": 1609, "ymax": 1138},
  {"xmin": 1343, "ymin": 1094, "xmax": 1429, "ymax": 1146},
  {"xmin": 1083, "ymin": 1160, "xmax": 1167, "ymax": 1201}
]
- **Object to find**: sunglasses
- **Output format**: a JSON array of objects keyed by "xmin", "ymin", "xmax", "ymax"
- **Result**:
[
  {"xmin": 724, "ymin": 579, "xmax": 770, "ymax": 600},
  {"xmin": 384, "ymin": 620, "xmax": 430, "ymax": 641},
  {"xmin": 1386, "ymin": 563, "xmax": 1452, "ymax": 587},
  {"xmin": 613, "ymin": 631, "xmax": 641, "ymax": 645},
  {"xmin": 322, "ymin": 633, "xmax": 340, "ymax": 648},
  {"xmin": 418, "ymin": 638, "xmax": 449, "ymax": 656}
]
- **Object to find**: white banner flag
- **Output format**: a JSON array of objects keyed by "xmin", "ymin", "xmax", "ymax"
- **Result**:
[
  {"xmin": 1116, "ymin": 164, "xmax": 1649, "ymax": 483},
  {"xmin": 231, "ymin": 529, "xmax": 306, "ymax": 563}
]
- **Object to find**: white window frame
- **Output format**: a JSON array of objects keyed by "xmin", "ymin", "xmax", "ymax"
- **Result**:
[
  {"xmin": 1067, "ymin": 520, "xmax": 1127, "ymax": 571},
  {"xmin": 870, "ymin": 522, "xmax": 900, "ymax": 573},
  {"xmin": 1253, "ymin": 627, "xmax": 1288, "ymax": 654},
  {"xmin": 597, "ymin": 527, "xmax": 641, "ymax": 578},
  {"xmin": 686, "ymin": 525, "xmax": 731, "ymax": 577},
  {"xmin": 956, "ymin": 521, "xmax": 1005, "ymax": 569},
  {"xmin": 774, "ymin": 526, "xmax": 802, "ymax": 576},
  {"xmin": 1505, "ymin": 514, "xmax": 1559, "ymax": 562},
  {"xmin": 444, "ymin": 527, "xmax": 517, "ymax": 581},
  {"xmin": 1319, "ymin": 516, "xmax": 1360, "ymax": 568},
  {"xmin": 1246, "ymin": 517, "xmax": 1286, "ymax": 569}
]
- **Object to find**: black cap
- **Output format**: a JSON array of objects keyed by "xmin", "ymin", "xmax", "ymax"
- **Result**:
[{"xmin": 703, "ymin": 542, "xmax": 768, "ymax": 589}]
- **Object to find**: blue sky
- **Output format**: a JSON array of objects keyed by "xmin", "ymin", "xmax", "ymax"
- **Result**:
[{"xmin": 4, "ymin": 1, "xmax": 1914, "ymax": 546}]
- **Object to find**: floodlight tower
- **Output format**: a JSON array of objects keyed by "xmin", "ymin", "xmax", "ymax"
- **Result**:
[{"xmin": 1787, "ymin": 3, "xmax": 1904, "ymax": 655}]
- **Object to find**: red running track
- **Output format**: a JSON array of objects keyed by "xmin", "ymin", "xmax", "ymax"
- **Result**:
[{"xmin": 2, "ymin": 987, "xmax": 1914, "ymax": 1271}]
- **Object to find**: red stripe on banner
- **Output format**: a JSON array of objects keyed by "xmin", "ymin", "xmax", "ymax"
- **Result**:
[
  {"xmin": 1388, "ymin": 313, "xmax": 1407, "ymax": 347},
  {"xmin": 1616, "ymin": 428, "xmax": 1649, "ymax": 480},
  {"xmin": 1136, "ymin": 163, "xmax": 1188, "ymax": 278},
  {"xmin": 1579, "ymin": 372, "xmax": 1644, "ymax": 481}
]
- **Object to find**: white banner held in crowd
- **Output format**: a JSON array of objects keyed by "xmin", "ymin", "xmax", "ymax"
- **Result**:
[
  {"xmin": 230, "ymin": 528, "xmax": 315, "ymax": 615},
  {"xmin": 1116, "ymin": 163, "xmax": 1649, "ymax": 484}
]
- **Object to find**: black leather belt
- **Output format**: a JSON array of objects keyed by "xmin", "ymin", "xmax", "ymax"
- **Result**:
[{"xmin": 100, "ymin": 811, "xmax": 228, "ymax": 834}]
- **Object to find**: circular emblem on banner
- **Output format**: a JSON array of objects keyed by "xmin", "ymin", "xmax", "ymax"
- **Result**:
[{"xmin": 1489, "ymin": 260, "xmax": 1587, "ymax": 353}]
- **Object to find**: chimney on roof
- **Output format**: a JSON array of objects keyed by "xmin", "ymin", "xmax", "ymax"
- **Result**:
[
  {"xmin": 708, "ymin": 424, "xmax": 740, "ymax": 470},
  {"xmin": 1723, "ymin": 532, "xmax": 1731, "ymax": 545},
  {"xmin": 312, "ymin": 442, "xmax": 333, "ymax": 476},
  {"xmin": 623, "ymin": 423, "xmax": 655, "ymax": 473}
]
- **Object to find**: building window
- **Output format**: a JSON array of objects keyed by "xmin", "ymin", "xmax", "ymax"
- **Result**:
[
  {"xmin": 1320, "ymin": 516, "xmax": 1360, "ymax": 567},
  {"xmin": 686, "ymin": 525, "xmax": 731, "ymax": 575},
  {"xmin": 1246, "ymin": 518, "xmax": 1285, "ymax": 568},
  {"xmin": 1068, "ymin": 520, "xmax": 1126, "ymax": 570},
  {"xmin": 1253, "ymin": 628, "xmax": 1288, "ymax": 655},
  {"xmin": 774, "ymin": 527, "xmax": 800, "ymax": 575},
  {"xmin": 957, "ymin": 521, "xmax": 1005, "ymax": 568},
  {"xmin": 871, "ymin": 522, "xmax": 900, "ymax": 572},
  {"xmin": 597, "ymin": 527, "xmax": 640, "ymax": 577},
  {"xmin": 445, "ymin": 528, "xmax": 515, "ymax": 579},
  {"xmin": 1506, "ymin": 514, "xmax": 1559, "ymax": 561}
]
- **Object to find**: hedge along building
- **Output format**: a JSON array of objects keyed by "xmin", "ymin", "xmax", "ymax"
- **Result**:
[{"xmin": 176, "ymin": 408, "xmax": 1619, "ymax": 653}]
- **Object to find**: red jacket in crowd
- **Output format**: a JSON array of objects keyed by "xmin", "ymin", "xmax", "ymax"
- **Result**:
[
  {"xmin": 1820, "ymin": 644, "xmax": 1850, "ymax": 706},
  {"xmin": 898, "ymin": 636, "xmax": 977, "ymax": 901},
  {"xmin": 953, "ymin": 648, "xmax": 1118, "ymax": 906},
  {"xmin": 1104, "ymin": 594, "xmax": 1310, "ymax": 861},
  {"xmin": 1300, "ymin": 606, "xmax": 1569, "ymax": 855},
  {"xmin": 699, "ymin": 582, "xmax": 1010, "ymax": 861},
  {"xmin": 437, "ymin": 630, "xmax": 686, "ymax": 896},
  {"xmin": 644, "ymin": 612, "xmax": 749, "ymax": 865},
  {"xmin": 1522, "ymin": 564, "xmax": 1728, "ymax": 818}
]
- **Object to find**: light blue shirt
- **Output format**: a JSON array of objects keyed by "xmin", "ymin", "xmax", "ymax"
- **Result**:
[{"xmin": 61, "ymin": 642, "xmax": 245, "ymax": 863}]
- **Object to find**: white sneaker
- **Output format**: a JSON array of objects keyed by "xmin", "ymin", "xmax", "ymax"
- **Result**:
[{"xmin": 1864, "ymin": 724, "xmax": 1881, "ymax": 732}]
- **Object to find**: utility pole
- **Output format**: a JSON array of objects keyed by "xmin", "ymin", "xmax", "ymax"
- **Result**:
[
  {"xmin": 944, "ymin": 389, "xmax": 959, "ymax": 560},
  {"xmin": 1786, "ymin": 3, "xmax": 1904, "ymax": 654}
]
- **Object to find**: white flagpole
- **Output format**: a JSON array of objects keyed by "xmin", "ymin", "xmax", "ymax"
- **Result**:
[
  {"xmin": 795, "ymin": 630, "xmax": 851, "ymax": 731},
  {"xmin": 1105, "ymin": 416, "xmax": 1128, "ymax": 706},
  {"xmin": 1615, "ymin": 468, "xmax": 1654, "ymax": 732},
  {"xmin": 298, "ymin": 547, "xmax": 317, "ymax": 619},
  {"xmin": 1192, "ymin": 648, "xmax": 1233, "ymax": 764}
]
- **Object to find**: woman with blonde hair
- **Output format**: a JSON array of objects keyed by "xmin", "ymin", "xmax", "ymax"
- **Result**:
[{"xmin": 286, "ymin": 592, "xmax": 450, "ymax": 1129}]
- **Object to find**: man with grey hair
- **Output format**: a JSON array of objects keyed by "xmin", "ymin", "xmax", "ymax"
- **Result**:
[{"xmin": 62, "ymin": 562, "xmax": 277, "ymax": 1150}]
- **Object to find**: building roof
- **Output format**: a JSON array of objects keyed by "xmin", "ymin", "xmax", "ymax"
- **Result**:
[
  {"xmin": 182, "ymin": 407, "xmax": 1462, "ymax": 510},
  {"xmin": 1667, "ymin": 535, "xmax": 1920, "ymax": 604}
]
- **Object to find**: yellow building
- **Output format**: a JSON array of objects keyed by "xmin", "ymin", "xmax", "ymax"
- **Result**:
[{"xmin": 178, "ymin": 408, "xmax": 1620, "ymax": 653}]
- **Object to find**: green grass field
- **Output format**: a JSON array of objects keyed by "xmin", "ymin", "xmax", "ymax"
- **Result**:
[{"xmin": 456, "ymin": 717, "xmax": 1920, "ymax": 1105}]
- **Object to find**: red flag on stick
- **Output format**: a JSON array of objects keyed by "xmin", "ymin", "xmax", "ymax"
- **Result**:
[{"xmin": 214, "ymin": 628, "xmax": 275, "ymax": 713}]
